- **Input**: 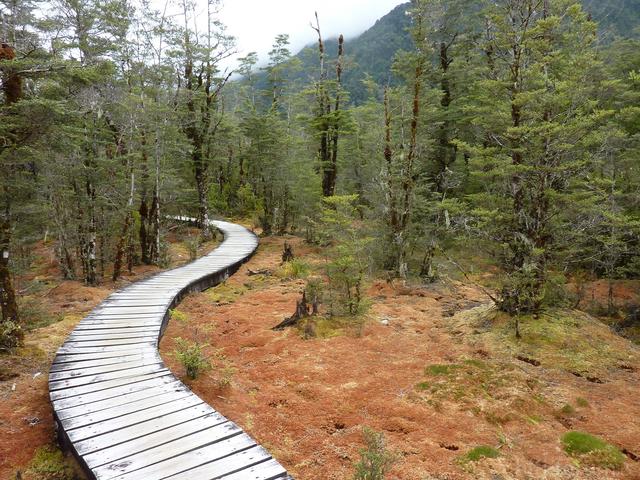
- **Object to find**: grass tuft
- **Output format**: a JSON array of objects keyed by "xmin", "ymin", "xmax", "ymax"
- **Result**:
[
  {"xmin": 561, "ymin": 431, "xmax": 625, "ymax": 470},
  {"xmin": 460, "ymin": 445, "xmax": 500, "ymax": 463}
]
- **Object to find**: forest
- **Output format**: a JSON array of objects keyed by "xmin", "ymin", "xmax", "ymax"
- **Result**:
[{"xmin": 1, "ymin": 0, "xmax": 640, "ymax": 479}]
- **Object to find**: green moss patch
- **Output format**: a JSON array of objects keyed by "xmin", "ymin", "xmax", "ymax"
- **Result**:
[
  {"xmin": 561, "ymin": 431, "xmax": 625, "ymax": 470},
  {"xmin": 206, "ymin": 282, "xmax": 248, "ymax": 304},
  {"xmin": 460, "ymin": 445, "xmax": 500, "ymax": 463},
  {"xmin": 425, "ymin": 364, "xmax": 460, "ymax": 376},
  {"xmin": 25, "ymin": 445, "xmax": 76, "ymax": 480}
]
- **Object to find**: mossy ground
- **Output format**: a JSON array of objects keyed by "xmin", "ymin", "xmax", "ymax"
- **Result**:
[
  {"xmin": 452, "ymin": 305, "xmax": 639, "ymax": 379},
  {"xmin": 22, "ymin": 445, "xmax": 80, "ymax": 480},
  {"xmin": 562, "ymin": 431, "xmax": 626, "ymax": 470}
]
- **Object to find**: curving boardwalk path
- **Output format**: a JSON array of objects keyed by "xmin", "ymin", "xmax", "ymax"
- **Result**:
[{"xmin": 48, "ymin": 220, "xmax": 292, "ymax": 480}]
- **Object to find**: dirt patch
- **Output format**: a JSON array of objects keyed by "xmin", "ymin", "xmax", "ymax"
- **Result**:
[{"xmin": 160, "ymin": 236, "xmax": 640, "ymax": 479}]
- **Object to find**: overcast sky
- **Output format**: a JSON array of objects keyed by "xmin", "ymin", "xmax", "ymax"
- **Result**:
[{"xmin": 184, "ymin": 0, "xmax": 407, "ymax": 71}]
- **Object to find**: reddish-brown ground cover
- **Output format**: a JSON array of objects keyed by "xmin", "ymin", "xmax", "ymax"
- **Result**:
[
  {"xmin": 160, "ymin": 236, "xmax": 640, "ymax": 480},
  {"xmin": 1, "ymin": 232, "xmax": 639, "ymax": 480}
]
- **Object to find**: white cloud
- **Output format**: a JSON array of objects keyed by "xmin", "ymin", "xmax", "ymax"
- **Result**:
[{"xmin": 163, "ymin": 0, "xmax": 406, "ymax": 71}]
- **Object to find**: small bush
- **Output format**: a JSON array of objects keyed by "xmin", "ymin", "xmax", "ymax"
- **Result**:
[
  {"xmin": 0, "ymin": 320, "xmax": 23, "ymax": 351},
  {"xmin": 276, "ymin": 258, "xmax": 310, "ymax": 279},
  {"xmin": 460, "ymin": 445, "xmax": 500, "ymax": 463},
  {"xmin": 561, "ymin": 431, "xmax": 625, "ymax": 470},
  {"xmin": 185, "ymin": 236, "xmax": 200, "ymax": 261},
  {"xmin": 173, "ymin": 337, "xmax": 210, "ymax": 379},
  {"xmin": 353, "ymin": 427, "xmax": 398, "ymax": 480}
]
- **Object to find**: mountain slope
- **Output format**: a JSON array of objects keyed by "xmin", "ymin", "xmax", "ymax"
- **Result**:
[{"xmin": 247, "ymin": 0, "xmax": 639, "ymax": 105}]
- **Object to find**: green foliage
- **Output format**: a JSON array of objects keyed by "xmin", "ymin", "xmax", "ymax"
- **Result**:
[
  {"xmin": 460, "ymin": 445, "xmax": 500, "ymax": 463},
  {"xmin": 561, "ymin": 431, "xmax": 625, "ymax": 470},
  {"xmin": 353, "ymin": 427, "xmax": 398, "ymax": 480},
  {"xmin": 173, "ymin": 337, "xmax": 210, "ymax": 380},
  {"xmin": 18, "ymin": 298, "xmax": 64, "ymax": 331},
  {"xmin": 169, "ymin": 309, "xmax": 188, "ymax": 324},
  {"xmin": 26, "ymin": 445, "xmax": 76, "ymax": 480},
  {"xmin": 276, "ymin": 258, "xmax": 310, "ymax": 279},
  {"xmin": 0, "ymin": 320, "xmax": 22, "ymax": 351},
  {"xmin": 318, "ymin": 195, "xmax": 372, "ymax": 316}
]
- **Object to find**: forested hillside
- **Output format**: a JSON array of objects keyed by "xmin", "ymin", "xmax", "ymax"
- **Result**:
[
  {"xmin": 1, "ymin": 0, "xmax": 640, "ymax": 478},
  {"xmin": 251, "ymin": 0, "xmax": 640, "ymax": 104}
]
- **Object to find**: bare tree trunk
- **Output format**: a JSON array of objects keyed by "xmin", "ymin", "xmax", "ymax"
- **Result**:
[
  {"xmin": 0, "ymin": 43, "xmax": 21, "ymax": 334},
  {"xmin": 0, "ymin": 187, "xmax": 19, "ymax": 329},
  {"xmin": 112, "ymin": 212, "xmax": 132, "ymax": 282},
  {"xmin": 313, "ymin": 15, "xmax": 344, "ymax": 198}
]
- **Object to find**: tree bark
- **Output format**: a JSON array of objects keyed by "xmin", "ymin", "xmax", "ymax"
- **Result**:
[{"xmin": 0, "ymin": 43, "xmax": 21, "ymax": 332}]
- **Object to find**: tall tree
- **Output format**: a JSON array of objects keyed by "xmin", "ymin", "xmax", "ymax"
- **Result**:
[
  {"xmin": 462, "ymin": 0, "xmax": 602, "ymax": 317},
  {"xmin": 311, "ymin": 13, "xmax": 346, "ymax": 197},
  {"xmin": 173, "ymin": 0, "xmax": 233, "ymax": 236}
]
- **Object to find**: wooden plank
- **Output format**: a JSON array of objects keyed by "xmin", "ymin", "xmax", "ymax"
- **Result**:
[
  {"xmin": 56, "ymin": 379, "xmax": 186, "ymax": 420},
  {"xmin": 50, "ymin": 364, "xmax": 168, "ymax": 392},
  {"xmin": 52, "ymin": 374, "xmax": 178, "ymax": 411},
  {"xmin": 150, "ymin": 445, "xmax": 272, "ymax": 480},
  {"xmin": 90, "ymin": 422, "xmax": 243, "ymax": 478},
  {"xmin": 83, "ymin": 414, "xmax": 231, "ymax": 470},
  {"xmin": 66, "ymin": 395, "xmax": 205, "ymax": 443},
  {"xmin": 49, "ymin": 359, "xmax": 165, "ymax": 382},
  {"xmin": 61, "ymin": 337, "xmax": 159, "ymax": 348},
  {"xmin": 50, "ymin": 353, "xmax": 160, "ymax": 373},
  {"xmin": 53, "ymin": 350, "xmax": 154, "ymax": 365},
  {"xmin": 50, "ymin": 370, "xmax": 171, "ymax": 401},
  {"xmin": 69, "ymin": 327, "xmax": 160, "ymax": 337},
  {"xmin": 213, "ymin": 459, "xmax": 290, "ymax": 480},
  {"xmin": 74, "ymin": 406, "xmax": 223, "ymax": 456},
  {"xmin": 56, "ymin": 342, "xmax": 157, "ymax": 355},
  {"xmin": 61, "ymin": 390, "xmax": 194, "ymax": 430},
  {"xmin": 102, "ymin": 436, "xmax": 262, "ymax": 480}
]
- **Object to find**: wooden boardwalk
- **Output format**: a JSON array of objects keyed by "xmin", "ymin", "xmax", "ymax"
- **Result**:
[{"xmin": 49, "ymin": 219, "xmax": 292, "ymax": 480}]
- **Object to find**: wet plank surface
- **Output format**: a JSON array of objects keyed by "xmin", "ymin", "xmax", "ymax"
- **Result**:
[{"xmin": 50, "ymin": 220, "xmax": 292, "ymax": 480}]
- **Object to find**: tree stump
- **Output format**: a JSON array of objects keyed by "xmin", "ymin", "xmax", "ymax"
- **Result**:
[
  {"xmin": 273, "ymin": 290, "xmax": 310, "ymax": 330},
  {"xmin": 281, "ymin": 241, "xmax": 294, "ymax": 263}
]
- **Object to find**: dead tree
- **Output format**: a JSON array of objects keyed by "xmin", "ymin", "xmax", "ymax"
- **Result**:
[{"xmin": 312, "ymin": 14, "xmax": 344, "ymax": 197}]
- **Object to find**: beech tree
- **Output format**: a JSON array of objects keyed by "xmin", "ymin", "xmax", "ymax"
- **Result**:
[
  {"xmin": 460, "ymin": 0, "xmax": 604, "ymax": 316},
  {"xmin": 172, "ymin": 0, "xmax": 233, "ymax": 236}
]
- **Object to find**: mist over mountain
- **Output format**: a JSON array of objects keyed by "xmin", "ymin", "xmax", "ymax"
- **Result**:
[{"xmin": 244, "ymin": 0, "xmax": 639, "ymax": 105}]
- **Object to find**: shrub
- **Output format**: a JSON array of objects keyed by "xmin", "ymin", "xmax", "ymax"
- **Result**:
[
  {"xmin": 353, "ymin": 427, "xmax": 398, "ymax": 480},
  {"xmin": 561, "ymin": 431, "xmax": 625, "ymax": 470},
  {"xmin": 0, "ymin": 321, "xmax": 23, "ymax": 351},
  {"xmin": 276, "ymin": 258, "xmax": 310, "ymax": 279},
  {"xmin": 185, "ymin": 236, "xmax": 200, "ymax": 261},
  {"xmin": 173, "ymin": 337, "xmax": 210, "ymax": 379}
]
